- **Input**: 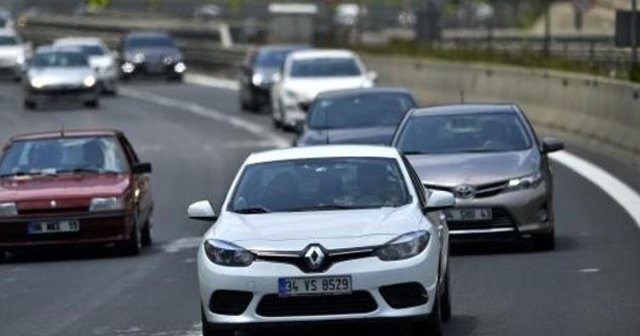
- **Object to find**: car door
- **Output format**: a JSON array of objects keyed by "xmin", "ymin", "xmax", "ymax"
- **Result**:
[{"xmin": 119, "ymin": 134, "xmax": 153, "ymax": 225}]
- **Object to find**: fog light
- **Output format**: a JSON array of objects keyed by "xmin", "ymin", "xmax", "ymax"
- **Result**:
[
  {"xmin": 537, "ymin": 208, "xmax": 549, "ymax": 222},
  {"xmin": 121, "ymin": 62, "xmax": 135, "ymax": 74},
  {"xmin": 174, "ymin": 62, "xmax": 187, "ymax": 74}
]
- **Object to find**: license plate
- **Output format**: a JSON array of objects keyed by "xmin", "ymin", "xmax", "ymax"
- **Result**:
[
  {"xmin": 445, "ymin": 208, "xmax": 492, "ymax": 221},
  {"xmin": 28, "ymin": 220, "xmax": 80, "ymax": 234},
  {"xmin": 278, "ymin": 275, "xmax": 352, "ymax": 297}
]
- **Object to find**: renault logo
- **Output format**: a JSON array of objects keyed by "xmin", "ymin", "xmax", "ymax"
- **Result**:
[
  {"xmin": 454, "ymin": 184, "xmax": 476, "ymax": 199},
  {"xmin": 304, "ymin": 245, "xmax": 326, "ymax": 270}
]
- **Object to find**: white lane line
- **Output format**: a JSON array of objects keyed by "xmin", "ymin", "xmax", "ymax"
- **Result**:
[
  {"xmin": 162, "ymin": 237, "xmax": 203, "ymax": 253},
  {"xmin": 185, "ymin": 74, "xmax": 239, "ymax": 91},
  {"xmin": 120, "ymin": 88, "xmax": 289, "ymax": 148},
  {"xmin": 550, "ymin": 151, "xmax": 640, "ymax": 228}
]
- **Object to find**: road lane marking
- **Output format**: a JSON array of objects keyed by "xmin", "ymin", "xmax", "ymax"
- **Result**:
[
  {"xmin": 186, "ymin": 74, "xmax": 238, "ymax": 91},
  {"xmin": 162, "ymin": 237, "xmax": 202, "ymax": 253},
  {"xmin": 550, "ymin": 151, "xmax": 640, "ymax": 229},
  {"xmin": 579, "ymin": 268, "xmax": 601, "ymax": 273},
  {"xmin": 120, "ymin": 89, "xmax": 289, "ymax": 148}
]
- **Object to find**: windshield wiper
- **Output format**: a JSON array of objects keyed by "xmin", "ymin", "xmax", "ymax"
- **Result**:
[
  {"xmin": 0, "ymin": 171, "xmax": 55, "ymax": 178},
  {"xmin": 402, "ymin": 151, "xmax": 428, "ymax": 155},
  {"xmin": 233, "ymin": 207, "xmax": 271, "ymax": 214},
  {"xmin": 289, "ymin": 204, "xmax": 357, "ymax": 212},
  {"xmin": 57, "ymin": 168, "xmax": 120, "ymax": 174}
]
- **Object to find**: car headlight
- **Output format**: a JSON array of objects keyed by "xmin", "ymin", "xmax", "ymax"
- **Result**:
[
  {"xmin": 252, "ymin": 73, "xmax": 264, "ymax": 86},
  {"xmin": 173, "ymin": 62, "xmax": 187, "ymax": 73},
  {"xmin": 132, "ymin": 53, "xmax": 145, "ymax": 63},
  {"xmin": 16, "ymin": 54, "xmax": 26, "ymax": 65},
  {"xmin": 30, "ymin": 77, "xmax": 46, "ymax": 89},
  {"xmin": 204, "ymin": 240, "xmax": 255, "ymax": 267},
  {"xmin": 83, "ymin": 76, "xmax": 96, "ymax": 87},
  {"xmin": 0, "ymin": 202, "xmax": 17, "ymax": 216},
  {"xmin": 376, "ymin": 231, "xmax": 430, "ymax": 261},
  {"xmin": 89, "ymin": 197, "xmax": 125, "ymax": 212},
  {"xmin": 507, "ymin": 172, "xmax": 543, "ymax": 190}
]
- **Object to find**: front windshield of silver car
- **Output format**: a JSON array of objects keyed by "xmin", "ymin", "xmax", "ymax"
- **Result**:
[{"xmin": 229, "ymin": 157, "xmax": 411, "ymax": 214}]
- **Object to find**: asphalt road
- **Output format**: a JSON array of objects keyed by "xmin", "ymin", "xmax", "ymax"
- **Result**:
[{"xmin": 0, "ymin": 78, "xmax": 638, "ymax": 336}]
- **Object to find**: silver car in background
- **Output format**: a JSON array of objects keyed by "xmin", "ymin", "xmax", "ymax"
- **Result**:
[
  {"xmin": 0, "ymin": 30, "xmax": 29, "ymax": 81},
  {"xmin": 24, "ymin": 46, "xmax": 99, "ymax": 109},
  {"xmin": 393, "ymin": 104, "xmax": 564, "ymax": 250},
  {"xmin": 53, "ymin": 37, "xmax": 118, "ymax": 94}
]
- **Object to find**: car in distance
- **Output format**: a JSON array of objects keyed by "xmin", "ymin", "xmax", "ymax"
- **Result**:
[
  {"xmin": 0, "ymin": 30, "xmax": 29, "ymax": 81},
  {"xmin": 189, "ymin": 145, "xmax": 453, "ymax": 336},
  {"xmin": 24, "ymin": 46, "xmax": 99, "ymax": 109},
  {"xmin": 53, "ymin": 37, "xmax": 119, "ymax": 94},
  {"xmin": 271, "ymin": 49, "xmax": 376, "ymax": 130},
  {"xmin": 238, "ymin": 44, "xmax": 308, "ymax": 112},
  {"xmin": 119, "ymin": 31, "xmax": 186, "ymax": 81},
  {"xmin": 0, "ymin": 10, "xmax": 14, "ymax": 31},
  {"xmin": 0, "ymin": 129, "xmax": 153, "ymax": 257},
  {"xmin": 392, "ymin": 104, "xmax": 564, "ymax": 249},
  {"xmin": 295, "ymin": 87, "xmax": 416, "ymax": 146}
]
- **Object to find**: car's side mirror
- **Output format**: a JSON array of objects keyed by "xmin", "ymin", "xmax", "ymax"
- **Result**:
[
  {"xmin": 367, "ymin": 71, "xmax": 378, "ymax": 82},
  {"xmin": 542, "ymin": 137, "xmax": 564, "ymax": 154},
  {"xmin": 132, "ymin": 162, "xmax": 152, "ymax": 174},
  {"xmin": 424, "ymin": 190, "xmax": 456, "ymax": 213},
  {"xmin": 188, "ymin": 200, "xmax": 218, "ymax": 222}
]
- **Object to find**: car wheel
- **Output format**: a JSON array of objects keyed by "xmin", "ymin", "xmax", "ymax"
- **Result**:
[
  {"xmin": 119, "ymin": 225, "xmax": 142, "ymax": 256},
  {"xmin": 84, "ymin": 99, "xmax": 99, "ymax": 108},
  {"xmin": 141, "ymin": 221, "xmax": 153, "ymax": 247},
  {"xmin": 441, "ymin": 269, "xmax": 452, "ymax": 322},
  {"xmin": 201, "ymin": 306, "xmax": 235, "ymax": 336},
  {"xmin": 534, "ymin": 229, "xmax": 555, "ymax": 251},
  {"xmin": 413, "ymin": 288, "xmax": 442, "ymax": 336}
]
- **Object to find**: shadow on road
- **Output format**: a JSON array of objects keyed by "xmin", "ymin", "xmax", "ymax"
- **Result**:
[{"xmin": 0, "ymin": 244, "xmax": 153, "ymax": 264}]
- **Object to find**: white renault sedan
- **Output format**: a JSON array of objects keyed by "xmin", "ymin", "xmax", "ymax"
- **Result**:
[
  {"xmin": 189, "ymin": 145, "xmax": 453, "ymax": 336},
  {"xmin": 270, "ymin": 49, "xmax": 376, "ymax": 130}
]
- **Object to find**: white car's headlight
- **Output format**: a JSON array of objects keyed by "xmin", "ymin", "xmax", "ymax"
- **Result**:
[
  {"xmin": 0, "ymin": 202, "xmax": 17, "ymax": 216},
  {"xmin": 83, "ymin": 76, "xmax": 96, "ymax": 87},
  {"xmin": 16, "ymin": 54, "xmax": 26, "ymax": 65},
  {"xmin": 507, "ymin": 172, "xmax": 543, "ymax": 190},
  {"xmin": 252, "ymin": 73, "xmax": 263, "ymax": 86},
  {"xmin": 376, "ymin": 231, "xmax": 430, "ymax": 261},
  {"xmin": 204, "ymin": 240, "xmax": 255, "ymax": 267},
  {"xmin": 89, "ymin": 197, "xmax": 125, "ymax": 212},
  {"xmin": 30, "ymin": 77, "xmax": 46, "ymax": 89}
]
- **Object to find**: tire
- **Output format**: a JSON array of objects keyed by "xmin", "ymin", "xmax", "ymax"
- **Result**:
[
  {"xmin": 140, "ymin": 221, "xmax": 153, "ymax": 247},
  {"xmin": 441, "ymin": 270, "xmax": 452, "ymax": 322},
  {"xmin": 201, "ymin": 306, "xmax": 235, "ymax": 336},
  {"xmin": 84, "ymin": 99, "xmax": 99, "ymax": 108},
  {"xmin": 413, "ymin": 289, "xmax": 442, "ymax": 336},
  {"xmin": 534, "ymin": 230, "xmax": 555, "ymax": 251},
  {"xmin": 119, "ymin": 225, "xmax": 142, "ymax": 256}
]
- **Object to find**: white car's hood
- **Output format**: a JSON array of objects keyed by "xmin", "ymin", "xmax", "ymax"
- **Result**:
[
  {"xmin": 284, "ymin": 76, "xmax": 372, "ymax": 101},
  {"xmin": 28, "ymin": 67, "xmax": 94, "ymax": 86},
  {"xmin": 0, "ymin": 45, "xmax": 24, "ymax": 59},
  {"xmin": 209, "ymin": 205, "xmax": 423, "ymax": 251},
  {"xmin": 88, "ymin": 55, "xmax": 114, "ymax": 69}
]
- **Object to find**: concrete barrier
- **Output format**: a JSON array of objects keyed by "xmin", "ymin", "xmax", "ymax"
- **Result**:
[{"xmin": 363, "ymin": 55, "xmax": 640, "ymax": 174}]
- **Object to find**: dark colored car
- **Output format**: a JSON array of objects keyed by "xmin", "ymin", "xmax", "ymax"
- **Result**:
[
  {"xmin": 392, "ymin": 104, "xmax": 564, "ymax": 249},
  {"xmin": 295, "ymin": 88, "xmax": 417, "ymax": 146},
  {"xmin": 119, "ymin": 31, "xmax": 186, "ymax": 81},
  {"xmin": 238, "ymin": 44, "xmax": 308, "ymax": 112},
  {"xmin": 0, "ymin": 130, "xmax": 154, "ymax": 256}
]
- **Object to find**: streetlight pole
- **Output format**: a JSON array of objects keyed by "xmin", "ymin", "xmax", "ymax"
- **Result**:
[
  {"xmin": 632, "ymin": 0, "xmax": 638, "ymax": 67},
  {"xmin": 543, "ymin": 0, "xmax": 551, "ymax": 56}
]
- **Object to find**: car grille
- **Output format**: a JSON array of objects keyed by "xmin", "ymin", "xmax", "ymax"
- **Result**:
[
  {"xmin": 379, "ymin": 283, "xmax": 428, "ymax": 309},
  {"xmin": 209, "ymin": 290, "xmax": 253, "ymax": 316},
  {"xmin": 447, "ymin": 207, "xmax": 515, "ymax": 231},
  {"xmin": 426, "ymin": 180, "xmax": 509, "ymax": 199},
  {"xmin": 19, "ymin": 207, "xmax": 89, "ymax": 216},
  {"xmin": 256, "ymin": 291, "xmax": 377, "ymax": 317}
]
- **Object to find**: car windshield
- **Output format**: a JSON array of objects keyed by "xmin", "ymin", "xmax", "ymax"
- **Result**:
[
  {"xmin": 290, "ymin": 57, "xmax": 361, "ymax": 78},
  {"xmin": 0, "ymin": 35, "xmax": 18, "ymax": 45},
  {"xmin": 309, "ymin": 93, "xmax": 414, "ymax": 129},
  {"xmin": 79, "ymin": 44, "xmax": 106, "ymax": 56},
  {"xmin": 229, "ymin": 157, "xmax": 411, "ymax": 213},
  {"xmin": 396, "ymin": 112, "xmax": 532, "ymax": 154},
  {"xmin": 32, "ymin": 52, "xmax": 88, "ymax": 67},
  {"xmin": 0, "ymin": 136, "xmax": 129, "ymax": 177},
  {"xmin": 126, "ymin": 36, "xmax": 174, "ymax": 48},
  {"xmin": 255, "ymin": 49, "xmax": 291, "ymax": 68},
  {"xmin": 0, "ymin": 17, "xmax": 6, "ymax": 27}
]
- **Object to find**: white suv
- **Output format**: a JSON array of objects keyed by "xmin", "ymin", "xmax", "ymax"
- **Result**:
[{"xmin": 189, "ymin": 145, "xmax": 453, "ymax": 336}]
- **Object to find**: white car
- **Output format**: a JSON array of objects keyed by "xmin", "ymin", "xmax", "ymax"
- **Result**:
[
  {"xmin": 271, "ymin": 49, "xmax": 376, "ymax": 129},
  {"xmin": 0, "ymin": 30, "xmax": 29, "ymax": 81},
  {"xmin": 53, "ymin": 37, "xmax": 118, "ymax": 94},
  {"xmin": 189, "ymin": 145, "xmax": 453, "ymax": 336}
]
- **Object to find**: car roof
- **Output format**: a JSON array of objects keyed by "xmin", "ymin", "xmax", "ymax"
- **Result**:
[
  {"xmin": 410, "ymin": 103, "xmax": 518, "ymax": 117},
  {"xmin": 124, "ymin": 31, "xmax": 171, "ymax": 39},
  {"xmin": 316, "ymin": 87, "xmax": 413, "ymax": 100},
  {"xmin": 35, "ymin": 45, "xmax": 85, "ymax": 54},
  {"xmin": 10, "ymin": 129, "xmax": 122, "ymax": 142},
  {"xmin": 258, "ymin": 44, "xmax": 309, "ymax": 53},
  {"xmin": 289, "ymin": 49, "xmax": 357, "ymax": 60},
  {"xmin": 53, "ymin": 37, "xmax": 104, "ymax": 46},
  {"xmin": 246, "ymin": 145, "xmax": 401, "ymax": 165}
]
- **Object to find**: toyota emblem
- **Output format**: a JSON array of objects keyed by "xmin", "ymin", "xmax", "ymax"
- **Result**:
[
  {"xmin": 454, "ymin": 184, "xmax": 476, "ymax": 199},
  {"xmin": 304, "ymin": 245, "xmax": 326, "ymax": 270}
]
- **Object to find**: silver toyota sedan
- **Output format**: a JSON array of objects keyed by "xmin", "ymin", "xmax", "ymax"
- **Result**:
[{"xmin": 392, "ymin": 104, "xmax": 564, "ymax": 249}]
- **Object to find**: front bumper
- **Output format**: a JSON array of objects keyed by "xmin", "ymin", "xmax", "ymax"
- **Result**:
[
  {"xmin": 0, "ymin": 64, "xmax": 23, "ymax": 78},
  {"xmin": 446, "ymin": 183, "xmax": 553, "ymax": 241},
  {"xmin": 0, "ymin": 211, "xmax": 134, "ymax": 248},
  {"xmin": 25, "ymin": 85, "xmax": 99, "ymax": 102},
  {"xmin": 120, "ymin": 61, "xmax": 186, "ymax": 78},
  {"xmin": 198, "ymin": 240, "xmax": 440, "ymax": 326}
]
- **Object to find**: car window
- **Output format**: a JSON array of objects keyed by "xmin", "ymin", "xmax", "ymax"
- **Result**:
[
  {"xmin": 290, "ymin": 57, "xmax": 361, "ymax": 78},
  {"xmin": 0, "ymin": 35, "xmax": 18, "ymax": 45},
  {"xmin": 255, "ymin": 49, "xmax": 291, "ymax": 68},
  {"xmin": 308, "ymin": 93, "xmax": 414, "ymax": 129},
  {"xmin": 229, "ymin": 157, "xmax": 411, "ymax": 213},
  {"xmin": 0, "ymin": 136, "xmax": 129, "ymax": 176},
  {"xmin": 396, "ymin": 112, "xmax": 532, "ymax": 154},
  {"xmin": 32, "ymin": 52, "xmax": 89, "ymax": 67},
  {"xmin": 80, "ymin": 44, "xmax": 107, "ymax": 56}
]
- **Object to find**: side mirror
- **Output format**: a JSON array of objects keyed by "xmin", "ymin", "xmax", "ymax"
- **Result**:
[
  {"xmin": 424, "ymin": 190, "xmax": 455, "ymax": 213},
  {"xmin": 542, "ymin": 137, "xmax": 564, "ymax": 154},
  {"xmin": 367, "ymin": 71, "xmax": 378, "ymax": 82},
  {"xmin": 188, "ymin": 200, "xmax": 218, "ymax": 222},
  {"xmin": 298, "ymin": 101, "xmax": 311, "ymax": 112},
  {"xmin": 132, "ymin": 162, "xmax": 152, "ymax": 174}
]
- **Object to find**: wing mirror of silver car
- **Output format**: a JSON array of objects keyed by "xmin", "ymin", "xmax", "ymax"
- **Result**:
[
  {"xmin": 424, "ymin": 190, "xmax": 456, "ymax": 213},
  {"xmin": 367, "ymin": 71, "xmax": 378, "ymax": 82},
  {"xmin": 188, "ymin": 200, "xmax": 218, "ymax": 222},
  {"xmin": 542, "ymin": 137, "xmax": 565, "ymax": 154}
]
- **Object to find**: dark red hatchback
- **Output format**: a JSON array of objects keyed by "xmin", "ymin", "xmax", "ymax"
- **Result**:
[{"xmin": 0, "ymin": 130, "xmax": 153, "ymax": 256}]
